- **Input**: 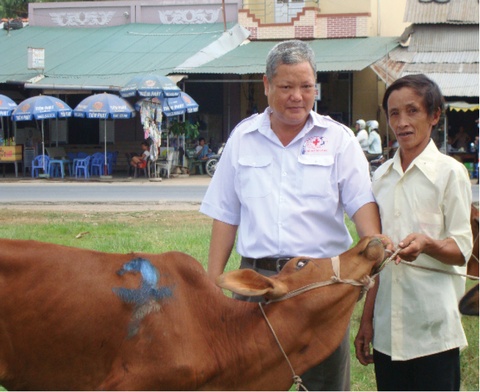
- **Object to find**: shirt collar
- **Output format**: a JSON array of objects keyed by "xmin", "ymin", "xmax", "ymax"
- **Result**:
[
  {"xmin": 408, "ymin": 139, "xmax": 441, "ymax": 183},
  {"xmin": 253, "ymin": 107, "xmax": 322, "ymax": 144},
  {"xmin": 378, "ymin": 139, "xmax": 440, "ymax": 183}
]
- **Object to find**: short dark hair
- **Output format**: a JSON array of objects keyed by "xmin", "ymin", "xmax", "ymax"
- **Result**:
[
  {"xmin": 198, "ymin": 137, "xmax": 205, "ymax": 142},
  {"xmin": 382, "ymin": 74, "xmax": 444, "ymax": 119}
]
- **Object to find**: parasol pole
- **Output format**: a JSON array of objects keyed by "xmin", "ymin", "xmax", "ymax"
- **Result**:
[
  {"xmin": 55, "ymin": 118, "xmax": 59, "ymax": 147},
  {"xmin": 104, "ymin": 119, "xmax": 108, "ymax": 175},
  {"xmin": 41, "ymin": 120, "xmax": 45, "ymax": 172}
]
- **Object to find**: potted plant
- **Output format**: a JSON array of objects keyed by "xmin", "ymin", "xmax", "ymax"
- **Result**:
[
  {"xmin": 168, "ymin": 119, "xmax": 200, "ymax": 169},
  {"xmin": 168, "ymin": 119, "xmax": 200, "ymax": 140}
]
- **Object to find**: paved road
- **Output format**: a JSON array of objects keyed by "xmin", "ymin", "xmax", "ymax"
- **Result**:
[
  {"xmin": 0, "ymin": 176, "xmax": 477, "ymax": 204},
  {"xmin": 0, "ymin": 176, "xmax": 211, "ymax": 204}
]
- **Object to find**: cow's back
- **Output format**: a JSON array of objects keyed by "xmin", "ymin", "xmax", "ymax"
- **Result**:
[{"xmin": 0, "ymin": 239, "xmax": 213, "ymax": 390}]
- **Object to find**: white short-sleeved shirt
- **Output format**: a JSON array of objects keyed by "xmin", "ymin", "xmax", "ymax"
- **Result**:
[
  {"xmin": 372, "ymin": 139, "xmax": 473, "ymax": 361},
  {"xmin": 200, "ymin": 108, "xmax": 375, "ymax": 259},
  {"xmin": 356, "ymin": 129, "xmax": 369, "ymax": 152},
  {"xmin": 367, "ymin": 130, "xmax": 382, "ymax": 155}
]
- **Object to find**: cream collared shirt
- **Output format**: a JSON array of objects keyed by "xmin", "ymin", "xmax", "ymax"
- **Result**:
[{"xmin": 372, "ymin": 139, "xmax": 473, "ymax": 360}]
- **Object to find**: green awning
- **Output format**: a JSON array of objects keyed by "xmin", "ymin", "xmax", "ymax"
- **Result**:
[
  {"xmin": 179, "ymin": 36, "xmax": 400, "ymax": 74},
  {"xmin": 0, "ymin": 23, "xmax": 249, "ymax": 91}
]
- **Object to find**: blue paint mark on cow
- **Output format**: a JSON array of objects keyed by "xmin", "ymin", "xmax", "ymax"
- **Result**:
[{"xmin": 113, "ymin": 258, "xmax": 173, "ymax": 337}]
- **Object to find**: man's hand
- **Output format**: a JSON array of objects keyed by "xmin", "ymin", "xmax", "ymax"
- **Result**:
[{"xmin": 354, "ymin": 320, "xmax": 374, "ymax": 366}]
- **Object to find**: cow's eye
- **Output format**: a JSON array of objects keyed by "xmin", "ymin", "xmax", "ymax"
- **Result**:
[{"xmin": 296, "ymin": 259, "xmax": 310, "ymax": 270}]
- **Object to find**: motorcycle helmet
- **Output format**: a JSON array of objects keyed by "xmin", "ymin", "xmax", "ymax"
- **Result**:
[
  {"xmin": 356, "ymin": 119, "xmax": 366, "ymax": 130},
  {"xmin": 367, "ymin": 120, "xmax": 379, "ymax": 132}
]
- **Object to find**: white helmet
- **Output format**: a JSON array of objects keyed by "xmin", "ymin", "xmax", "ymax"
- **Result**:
[
  {"xmin": 356, "ymin": 119, "xmax": 366, "ymax": 130},
  {"xmin": 367, "ymin": 120, "xmax": 379, "ymax": 131}
]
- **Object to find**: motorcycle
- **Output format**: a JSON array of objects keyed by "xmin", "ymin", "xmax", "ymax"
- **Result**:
[
  {"xmin": 205, "ymin": 143, "xmax": 225, "ymax": 177},
  {"xmin": 369, "ymin": 155, "xmax": 385, "ymax": 179}
]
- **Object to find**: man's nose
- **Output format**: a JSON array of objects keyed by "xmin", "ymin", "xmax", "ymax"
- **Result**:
[{"xmin": 290, "ymin": 87, "xmax": 302, "ymax": 100}]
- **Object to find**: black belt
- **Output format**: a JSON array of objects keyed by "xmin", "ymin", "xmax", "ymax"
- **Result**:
[{"xmin": 242, "ymin": 256, "xmax": 293, "ymax": 272}]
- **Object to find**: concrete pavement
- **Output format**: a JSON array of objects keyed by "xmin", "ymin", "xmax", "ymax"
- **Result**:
[{"xmin": 0, "ymin": 171, "xmax": 212, "ymax": 186}]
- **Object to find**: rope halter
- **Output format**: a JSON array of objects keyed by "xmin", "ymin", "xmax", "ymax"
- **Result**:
[
  {"xmin": 259, "ymin": 253, "xmax": 382, "ymax": 391},
  {"xmin": 265, "ymin": 255, "xmax": 376, "ymax": 305}
]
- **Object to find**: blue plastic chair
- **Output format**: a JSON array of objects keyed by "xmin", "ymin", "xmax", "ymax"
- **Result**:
[
  {"xmin": 31, "ymin": 155, "xmax": 50, "ymax": 178},
  {"xmin": 90, "ymin": 152, "xmax": 104, "ymax": 176},
  {"xmin": 66, "ymin": 152, "xmax": 77, "ymax": 176},
  {"xmin": 107, "ymin": 151, "xmax": 118, "ymax": 175},
  {"xmin": 75, "ymin": 155, "xmax": 91, "ymax": 179}
]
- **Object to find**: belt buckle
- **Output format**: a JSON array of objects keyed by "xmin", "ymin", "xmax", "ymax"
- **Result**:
[{"xmin": 275, "ymin": 257, "xmax": 291, "ymax": 272}]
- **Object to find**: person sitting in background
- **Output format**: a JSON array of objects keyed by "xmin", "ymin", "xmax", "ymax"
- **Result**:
[
  {"xmin": 452, "ymin": 126, "xmax": 471, "ymax": 152},
  {"xmin": 130, "ymin": 141, "xmax": 150, "ymax": 169},
  {"xmin": 195, "ymin": 137, "xmax": 211, "ymax": 160},
  {"xmin": 365, "ymin": 120, "xmax": 383, "ymax": 161},
  {"xmin": 447, "ymin": 135, "xmax": 457, "ymax": 153},
  {"xmin": 355, "ymin": 119, "xmax": 369, "ymax": 152}
]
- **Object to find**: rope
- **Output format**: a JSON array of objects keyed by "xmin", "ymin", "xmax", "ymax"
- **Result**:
[
  {"xmin": 266, "ymin": 256, "xmax": 375, "ymax": 305},
  {"xmin": 398, "ymin": 260, "xmax": 480, "ymax": 280},
  {"xmin": 374, "ymin": 247, "xmax": 479, "ymax": 281},
  {"xmin": 258, "ymin": 303, "xmax": 308, "ymax": 391},
  {"xmin": 258, "ymin": 255, "xmax": 377, "ymax": 391}
]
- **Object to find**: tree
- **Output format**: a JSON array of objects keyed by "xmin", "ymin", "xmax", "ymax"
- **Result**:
[{"xmin": 1, "ymin": 0, "xmax": 28, "ymax": 18}]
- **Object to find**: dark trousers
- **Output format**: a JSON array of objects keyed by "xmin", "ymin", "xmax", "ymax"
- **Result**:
[
  {"xmin": 373, "ymin": 348, "xmax": 460, "ymax": 391},
  {"xmin": 235, "ymin": 258, "xmax": 351, "ymax": 391}
]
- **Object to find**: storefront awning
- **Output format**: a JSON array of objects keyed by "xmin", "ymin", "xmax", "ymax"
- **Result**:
[
  {"xmin": 0, "ymin": 23, "xmax": 250, "ymax": 91},
  {"xmin": 447, "ymin": 102, "xmax": 480, "ymax": 112},
  {"xmin": 177, "ymin": 36, "xmax": 400, "ymax": 74}
]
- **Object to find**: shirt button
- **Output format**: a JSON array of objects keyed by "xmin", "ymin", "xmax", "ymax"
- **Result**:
[{"xmin": 394, "ymin": 210, "xmax": 401, "ymax": 217}]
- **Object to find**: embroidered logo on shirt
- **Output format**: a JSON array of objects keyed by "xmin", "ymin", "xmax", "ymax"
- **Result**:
[{"xmin": 301, "ymin": 136, "xmax": 328, "ymax": 155}]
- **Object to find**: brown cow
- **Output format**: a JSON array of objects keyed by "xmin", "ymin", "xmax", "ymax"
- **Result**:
[
  {"xmin": 467, "ymin": 203, "xmax": 479, "ymax": 278},
  {"xmin": 0, "ymin": 237, "xmax": 385, "ymax": 391},
  {"xmin": 459, "ymin": 203, "xmax": 479, "ymax": 316}
]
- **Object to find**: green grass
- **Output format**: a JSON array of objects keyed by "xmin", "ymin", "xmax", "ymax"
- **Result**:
[{"xmin": 0, "ymin": 208, "xmax": 477, "ymax": 391}]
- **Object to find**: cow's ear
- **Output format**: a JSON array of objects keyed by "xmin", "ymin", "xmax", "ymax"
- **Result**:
[{"xmin": 217, "ymin": 269, "xmax": 288, "ymax": 298}]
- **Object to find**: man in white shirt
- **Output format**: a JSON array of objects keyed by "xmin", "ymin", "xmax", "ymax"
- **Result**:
[
  {"xmin": 355, "ymin": 119, "xmax": 369, "ymax": 152},
  {"xmin": 365, "ymin": 120, "xmax": 383, "ymax": 161},
  {"xmin": 201, "ymin": 40, "xmax": 381, "ymax": 391}
]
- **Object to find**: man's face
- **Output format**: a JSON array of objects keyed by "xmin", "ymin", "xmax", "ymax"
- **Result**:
[
  {"xmin": 263, "ymin": 62, "xmax": 316, "ymax": 130},
  {"xmin": 387, "ymin": 87, "xmax": 440, "ymax": 154}
]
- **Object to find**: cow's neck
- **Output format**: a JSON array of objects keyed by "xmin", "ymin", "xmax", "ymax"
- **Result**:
[{"xmin": 205, "ymin": 286, "xmax": 358, "ymax": 390}]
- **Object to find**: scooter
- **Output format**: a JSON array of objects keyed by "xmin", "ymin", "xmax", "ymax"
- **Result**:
[{"xmin": 369, "ymin": 155, "xmax": 385, "ymax": 179}]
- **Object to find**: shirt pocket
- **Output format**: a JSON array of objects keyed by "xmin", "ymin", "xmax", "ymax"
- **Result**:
[
  {"xmin": 416, "ymin": 210, "xmax": 443, "ymax": 239},
  {"xmin": 297, "ymin": 155, "xmax": 334, "ymax": 197},
  {"xmin": 238, "ymin": 155, "xmax": 273, "ymax": 198}
]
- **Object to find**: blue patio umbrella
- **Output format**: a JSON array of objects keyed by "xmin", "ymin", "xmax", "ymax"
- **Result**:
[
  {"xmin": 0, "ymin": 94, "xmax": 17, "ymax": 117},
  {"xmin": 0, "ymin": 94, "xmax": 17, "ymax": 143},
  {"xmin": 74, "ymin": 93, "xmax": 135, "ymax": 175},
  {"xmin": 120, "ymin": 74, "xmax": 181, "ymax": 98},
  {"xmin": 12, "ymin": 95, "xmax": 72, "ymax": 172}
]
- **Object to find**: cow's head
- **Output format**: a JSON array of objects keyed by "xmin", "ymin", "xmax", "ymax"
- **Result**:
[
  {"xmin": 459, "ymin": 284, "xmax": 479, "ymax": 316},
  {"xmin": 217, "ymin": 237, "xmax": 385, "ymax": 301}
]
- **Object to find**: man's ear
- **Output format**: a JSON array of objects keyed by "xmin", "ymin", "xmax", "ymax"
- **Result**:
[
  {"xmin": 263, "ymin": 74, "xmax": 269, "ymax": 97},
  {"xmin": 431, "ymin": 107, "xmax": 441, "ymax": 126}
]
